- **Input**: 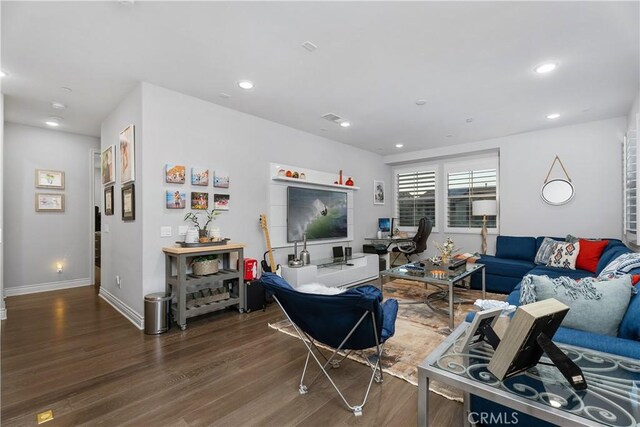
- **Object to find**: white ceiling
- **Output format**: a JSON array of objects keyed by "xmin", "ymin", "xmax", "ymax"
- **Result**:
[{"xmin": 2, "ymin": 1, "xmax": 639, "ymax": 155}]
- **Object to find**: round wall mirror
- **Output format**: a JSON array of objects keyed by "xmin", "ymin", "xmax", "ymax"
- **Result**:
[{"xmin": 541, "ymin": 179, "xmax": 575, "ymax": 205}]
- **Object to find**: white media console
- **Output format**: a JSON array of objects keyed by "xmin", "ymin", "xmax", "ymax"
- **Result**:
[{"xmin": 281, "ymin": 253, "xmax": 379, "ymax": 288}]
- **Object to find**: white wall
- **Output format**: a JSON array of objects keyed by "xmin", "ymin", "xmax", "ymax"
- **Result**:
[
  {"xmin": 386, "ymin": 117, "xmax": 626, "ymax": 256},
  {"xmin": 3, "ymin": 123, "xmax": 99, "ymax": 292},
  {"xmin": 99, "ymin": 85, "xmax": 144, "ymax": 321},
  {"xmin": 0, "ymin": 95, "xmax": 5, "ymax": 319}
]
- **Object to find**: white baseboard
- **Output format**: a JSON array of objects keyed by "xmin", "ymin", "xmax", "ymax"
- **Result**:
[
  {"xmin": 99, "ymin": 287, "xmax": 143, "ymax": 330},
  {"xmin": 0, "ymin": 307, "xmax": 6, "ymax": 320},
  {"xmin": 5, "ymin": 278, "xmax": 91, "ymax": 296}
]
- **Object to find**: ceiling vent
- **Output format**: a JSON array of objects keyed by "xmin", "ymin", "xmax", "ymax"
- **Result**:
[
  {"xmin": 302, "ymin": 41, "xmax": 318, "ymax": 52},
  {"xmin": 322, "ymin": 113, "xmax": 343, "ymax": 124}
]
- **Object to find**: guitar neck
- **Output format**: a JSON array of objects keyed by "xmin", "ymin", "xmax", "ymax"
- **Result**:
[{"xmin": 262, "ymin": 228, "xmax": 277, "ymax": 273}]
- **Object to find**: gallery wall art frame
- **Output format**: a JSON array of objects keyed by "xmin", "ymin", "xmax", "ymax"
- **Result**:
[
  {"xmin": 374, "ymin": 180, "xmax": 385, "ymax": 205},
  {"xmin": 191, "ymin": 192, "xmax": 209, "ymax": 210},
  {"xmin": 119, "ymin": 124, "xmax": 135, "ymax": 184},
  {"xmin": 35, "ymin": 193, "xmax": 65, "ymax": 212},
  {"xmin": 165, "ymin": 164, "xmax": 186, "ymax": 184},
  {"xmin": 191, "ymin": 167, "xmax": 209, "ymax": 186},
  {"xmin": 214, "ymin": 193, "xmax": 230, "ymax": 210},
  {"xmin": 166, "ymin": 190, "xmax": 186, "ymax": 209},
  {"xmin": 35, "ymin": 169, "xmax": 65, "ymax": 189},
  {"xmin": 121, "ymin": 183, "xmax": 135, "ymax": 221},
  {"xmin": 104, "ymin": 185, "xmax": 114, "ymax": 215},
  {"xmin": 101, "ymin": 145, "xmax": 116, "ymax": 185}
]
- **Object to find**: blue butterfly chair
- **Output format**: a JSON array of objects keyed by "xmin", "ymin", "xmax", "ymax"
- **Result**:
[{"xmin": 260, "ymin": 273, "xmax": 399, "ymax": 416}]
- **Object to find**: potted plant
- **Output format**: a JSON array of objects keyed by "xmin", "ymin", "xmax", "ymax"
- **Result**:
[
  {"xmin": 191, "ymin": 254, "xmax": 219, "ymax": 276},
  {"xmin": 184, "ymin": 209, "xmax": 220, "ymax": 239}
]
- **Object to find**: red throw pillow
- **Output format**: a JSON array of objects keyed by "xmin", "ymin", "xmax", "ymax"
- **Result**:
[
  {"xmin": 632, "ymin": 275, "xmax": 640, "ymax": 286},
  {"xmin": 576, "ymin": 239, "xmax": 609, "ymax": 273}
]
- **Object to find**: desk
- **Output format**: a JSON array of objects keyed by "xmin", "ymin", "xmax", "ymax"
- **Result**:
[{"xmin": 364, "ymin": 236, "xmax": 413, "ymax": 250}]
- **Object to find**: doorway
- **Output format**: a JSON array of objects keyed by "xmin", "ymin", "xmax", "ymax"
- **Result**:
[{"xmin": 92, "ymin": 151, "xmax": 101, "ymax": 287}]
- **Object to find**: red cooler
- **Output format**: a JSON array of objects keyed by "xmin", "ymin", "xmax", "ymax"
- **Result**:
[{"xmin": 244, "ymin": 258, "xmax": 258, "ymax": 281}]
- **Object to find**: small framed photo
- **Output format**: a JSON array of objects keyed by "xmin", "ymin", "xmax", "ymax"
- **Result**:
[
  {"xmin": 214, "ymin": 193, "xmax": 230, "ymax": 210},
  {"xmin": 119, "ymin": 125, "xmax": 135, "ymax": 184},
  {"xmin": 121, "ymin": 184, "xmax": 135, "ymax": 221},
  {"xmin": 101, "ymin": 145, "xmax": 116, "ymax": 185},
  {"xmin": 214, "ymin": 172, "xmax": 229, "ymax": 188},
  {"xmin": 191, "ymin": 167, "xmax": 209, "ymax": 186},
  {"xmin": 460, "ymin": 307, "xmax": 503, "ymax": 353},
  {"xmin": 35, "ymin": 193, "xmax": 65, "ymax": 212},
  {"xmin": 104, "ymin": 186, "xmax": 114, "ymax": 215},
  {"xmin": 35, "ymin": 169, "xmax": 65, "ymax": 189},
  {"xmin": 191, "ymin": 192, "xmax": 209, "ymax": 210},
  {"xmin": 165, "ymin": 164, "xmax": 186, "ymax": 184},
  {"xmin": 374, "ymin": 180, "xmax": 385, "ymax": 205},
  {"xmin": 166, "ymin": 190, "xmax": 186, "ymax": 209}
]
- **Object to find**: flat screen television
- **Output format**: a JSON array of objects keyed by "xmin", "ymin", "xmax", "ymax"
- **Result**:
[{"xmin": 287, "ymin": 187, "xmax": 348, "ymax": 242}]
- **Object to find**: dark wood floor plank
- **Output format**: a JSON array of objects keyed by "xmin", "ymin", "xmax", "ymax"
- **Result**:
[{"xmin": 1, "ymin": 286, "xmax": 463, "ymax": 426}]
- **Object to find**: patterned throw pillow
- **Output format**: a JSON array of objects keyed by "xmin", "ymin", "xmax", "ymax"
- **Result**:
[
  {"xmin": 547, "ymin": 241, "xmax": 580, "ymax": 270},
  {"xmin": 534, "ymin": 237, "xmax": 560, "ymax": 265},
  {"xmin": 598, "ymin": 252, "xmax": 640, "ymax": 278}
]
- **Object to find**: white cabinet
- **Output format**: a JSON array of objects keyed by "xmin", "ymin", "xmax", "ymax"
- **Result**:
[{"xmin": 281, "ymin": 253, "xmax": 379, "ymax": 288}]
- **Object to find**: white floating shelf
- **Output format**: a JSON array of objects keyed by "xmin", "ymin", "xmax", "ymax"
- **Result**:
[{"xmin": 272, "ymin": 176, "xmax": 360, "ymax": 190}]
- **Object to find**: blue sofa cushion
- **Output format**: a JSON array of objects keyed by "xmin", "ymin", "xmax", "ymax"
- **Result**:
[
  {"xmin": 553, "ymin": 326, "xmax": 640, "ymax": 359},
  {"xmin": 495, "ymin": 236, "xmax": 537, "ymax": 262},
  {"xmin": 619, "ymin": 292, "xmax": 640, "ymax": 341},
  {"xmin": 595, "ymin": 240, "xmax": 628, "ymax": 275},
  {"xmin": 477, "ymin": 255, "xmax": 535, "ymax": 278},
  {"xmin": 526, "ymin": 265, "xmax": 592, "ymax": 280}
]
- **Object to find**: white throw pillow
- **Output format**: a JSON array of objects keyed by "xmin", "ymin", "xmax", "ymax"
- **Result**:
[
  {"xmin": 296, "ymin": 282, "xmax": 345, "ymax": 295},
  {"xmin": 547, "ymin": 241, "xmax": 580, "ymax": 270}
]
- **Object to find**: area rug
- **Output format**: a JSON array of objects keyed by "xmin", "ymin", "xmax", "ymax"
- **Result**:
[{"xmin": 268, "ymin": 279, "xmax": 507, "ymax": 402}]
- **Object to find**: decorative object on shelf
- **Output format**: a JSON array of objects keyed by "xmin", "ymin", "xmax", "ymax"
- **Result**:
[
  {"xmin": 214, "ymin": 193, "xmax": 229, "ymax": 210},
  {"xmin": 286, "ymin": 170, "xmax": 293, "ymax": 177},
  {"xmin": 214, "ymin": 171, "xmax": 229, "ymax": 188},
  {"xmin": 101, "ymin": 145, "xmax": 116, "ymax": 185},
  {"xmin": 288, "ymin": 241, "xmax": 304, "ymax": 267},
  {"xmin": 292, "ymin": 171, "xmax": 299, "ymax": 178},
  {"xmin": 121, "ymin": 183, "xmax": 135, "ymax": 221},
  {"xmin": 191, "ymin": 255, "xmax": 219, "ymax": 276},
  {"xmin": 373, "ymin": 180, "xmax": 385, "ymax": 205},
  {"xmin": 191, "ymin": 167, "xmax": 209, "ymax": 186},
  {"xmin": 165, "ymin": 164, "xmax": 186, "ymax": 184},
  {"xmin": 345, "ymin": 177, "xmax": 354, "ymax": 186},
  {"xmin": 299, "ymin": 173, "xmax": 306, "ymax": 179},
  {"xmin": 472, "ymin": 200, "xmax": 497, "ymax": 254},
  {"xmin": 35, "ymin": 193, "xmax": 65, "ymax": 212},
  {"xmin": 433, "ymin": 237, "xmax": 459, "ymax": 264},
  {"xmin": 104, "ymin": 185, "xmax": 114, "ymax": 215},
  {"xmin": 35, "ymin": 169, "xmax": 65, "ymax": 189},
  {"xmin": 541, "ymin": 155, "xmax": 574, "ymax": 206},
  {"xmin": 190, "ymin": 191, "xmax": 209, "ymax": 210},
  {"xmin": 166, "ymin": 190, "xmax": 186, "ymax": 209},
  {"xmin": 119, "ymin": 124, "xmax": 135, "ymax": 184},
  {"xmin": 278, "ymin": 169, "xmax": 286, "ymax": 177},
  {"xmin": 185, "ymin": 227, "xmax": 199, "ymax": 243},
  {"xmin": 339, "ymin": 169, "xmax": 343, "ymax": 185},
  {"xmin": 300, "ymin": 233, "xmax": 310, "ymax": 265},
  {"xmin": 184, "ymin": 208, "xmax": 220, "ymax": 237}
]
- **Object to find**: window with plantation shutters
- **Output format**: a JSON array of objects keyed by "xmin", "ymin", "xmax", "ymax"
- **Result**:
[
  {"xmin": 396, "ymin": 170, "xmax": 436, "ymax": 228},
  {"xmin": 624, "ymin": 127, "xmax": 638, "ymax": 244},
  {"xmin": 447, "ymin": 169, "xmax": 497, "ymax": 229}
]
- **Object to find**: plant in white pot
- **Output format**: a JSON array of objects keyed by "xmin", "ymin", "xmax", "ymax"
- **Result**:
[{"xmin": 184, "ymin": 209, "xmax": 220, "ymax": 241}]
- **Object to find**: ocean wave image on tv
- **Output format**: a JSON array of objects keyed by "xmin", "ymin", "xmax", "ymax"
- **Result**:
[{"xmin": 287, "ymin": 187, "xmax": 347, "ymax": 242}]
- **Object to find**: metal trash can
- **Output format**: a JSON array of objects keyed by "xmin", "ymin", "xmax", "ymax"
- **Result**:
[{"xmin": 144, "ymin": 292, "xmax": 172, "ymax": 335}]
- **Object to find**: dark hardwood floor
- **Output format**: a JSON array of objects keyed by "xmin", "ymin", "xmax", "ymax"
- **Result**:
[{"xmin": 1, "ymin": 286, "xmax": 463, "ymax": 426}]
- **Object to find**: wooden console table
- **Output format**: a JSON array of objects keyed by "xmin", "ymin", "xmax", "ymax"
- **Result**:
[{"xmin": 163, "ymin": 243, "xmax": 245, "ymax": 330}]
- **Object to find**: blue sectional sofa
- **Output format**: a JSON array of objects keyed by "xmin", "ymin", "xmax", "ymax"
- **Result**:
[{"xmin": 466, "ymin": 235, "xmax": 640, "ymax": 426}]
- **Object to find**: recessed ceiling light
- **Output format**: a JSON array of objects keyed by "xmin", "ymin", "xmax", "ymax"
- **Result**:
[
  {"xmin": 51, "ymin": 102, "xmax": 67, "ymax": 110},
  {"xmin": 547, "ymin": 113, "xmax": 560, "ymax": 119},
  {"xmin": 395, "ymin": 144, "xmax": 404, "ymax": 148},
  {"xmin": 238, "ymin": 80, "xmax": 254, "ymax": 90},
  {"xmin": 340, "ymin": 121, "xmax": 351, "ymax": 128},
  {"xmin": 415, "ymin": 99, "xmax": 427, "ymax": 106},
  {"xmin": 45, "ymin": 117, "xmax": 61, "ymax": 127},
  {"xmin": 535, "ymin": 62, "xmax": 557, "ymax": 74}
]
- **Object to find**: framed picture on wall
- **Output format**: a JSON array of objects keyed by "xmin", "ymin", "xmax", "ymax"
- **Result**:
[
  {"xmin": 121, "ymin": 184, "xmax": 135, "ymax": 221},
  {"xmin": 166, "ymin": 190, "xmax": 186, "ymax": 209},
  {"xmin": 191, "ymin": 192, "xmax": 209, "ymax": 210},
  {"xmin": 214, "ymin": 172, "xmax": 229, "ymax": 188},
  {"xmin": 101, "ymin": 145, "xmax": 116, "ymax": 185},
  {"xmin": 165, "ymin": 164, "xmax": 186, "ymax": 184},
  {"xmin": 104, "ymin": 186, "xmax": 114, "ymax": 215},
  {"xmin": 35, "ymin": 169, "xmax": 65, "ymax": 189},
  {"xmin": 214, "ymin": 193, "xmax": 230, "ymax": 210},
  {"xmin": 35, "ymin": 193, "xmax": 65, "ymax": 212},
  {"xmin": 191, "ymin": 167, "xmax": 209, "ymax": 186},
  {"xmin": 374, "ymin": 180, "xmax": 385, "ymax": 205},
  {"xmin": 119, "ymin": 125, "xmax": 135, "ymax": 184}
]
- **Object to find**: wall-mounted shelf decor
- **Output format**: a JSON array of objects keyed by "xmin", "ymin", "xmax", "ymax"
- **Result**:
[{"xmin": 271, "ymin": 176, "xmax": 360, "ymax": 190}]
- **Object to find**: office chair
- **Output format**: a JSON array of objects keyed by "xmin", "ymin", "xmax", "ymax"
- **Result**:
[{"xmin": 391, "ymin": 217, "xmax": 432, "ymax": 265}]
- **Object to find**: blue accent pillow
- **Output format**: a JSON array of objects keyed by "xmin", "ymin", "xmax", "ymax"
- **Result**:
[
  {"xmin": 520, "ymin": 274, "xmax": 634, "ymax": 337},
  {"xmin": 496, "ymin": 236, "xmax": 537, "ymax": 262}
]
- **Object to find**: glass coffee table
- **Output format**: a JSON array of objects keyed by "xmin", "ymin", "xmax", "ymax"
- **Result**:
[
  {"xmin": 380, "ymin": 261, "xmax": 485, "ymax": 331},
  {"xmin": 418, "ymin": 323, "xmax": 640, "ymax": 427}
]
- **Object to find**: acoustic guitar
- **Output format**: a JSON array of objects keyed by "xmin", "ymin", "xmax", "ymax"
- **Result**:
[{"xmin": 259, "ymin": 214, "xmax": 282, "ymax": 276}]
